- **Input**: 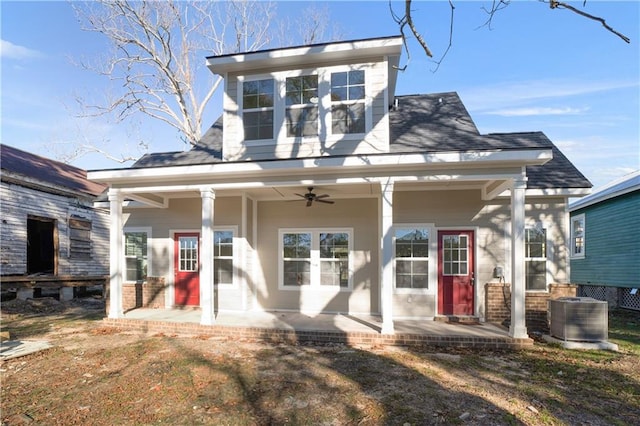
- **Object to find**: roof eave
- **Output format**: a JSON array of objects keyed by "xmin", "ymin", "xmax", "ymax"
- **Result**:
[
  {"xmin": 88, "ymin": 148, "xmax": 552, "ymax": 186},
  {"xmin": 206, "ymin": 36, "xmax": 404, "ymax": 75}
]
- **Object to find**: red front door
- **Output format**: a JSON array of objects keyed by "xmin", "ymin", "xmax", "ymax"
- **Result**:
[
  {"xmin": 174, "ymin": 233, "xmax": 200, "ymax": 306},
  {"xmin": 438, "ymin": 230, "xmax": 475, "ymax": 315}
]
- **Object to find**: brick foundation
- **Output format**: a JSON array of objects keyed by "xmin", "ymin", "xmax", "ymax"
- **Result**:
[
  {"xmin": 101, "ymin": 318, "xmax": 533, "ymax": 349},
  {"xmin": 105, "ymin": 277, "xmax": 166, "ymax": 312},
  {"xmin": 485, "ymin": 283, "xmax": 577, "ymax": 331}
]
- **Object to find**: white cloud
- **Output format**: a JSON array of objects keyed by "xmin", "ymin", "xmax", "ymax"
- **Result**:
[
  {"xmin": 460, "ymin": 79, "xmax": 639, "ymax": 112},
  {"xmin": 0, "ymin": 39, "xmax": 44, "ymax": 60},
  {"xmin": 486, "ymin": 106, "xmax": 588, "ymax": 117}
]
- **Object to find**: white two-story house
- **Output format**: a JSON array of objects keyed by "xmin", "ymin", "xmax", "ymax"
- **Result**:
[{"xmin": 89, "ymin": 36, "xmax": 591, "ymax": 338}]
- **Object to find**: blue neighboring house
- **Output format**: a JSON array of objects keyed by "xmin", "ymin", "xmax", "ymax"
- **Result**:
[{"xmin": 569, "ymin": 170, "xmax": 640, "ymax": 310}]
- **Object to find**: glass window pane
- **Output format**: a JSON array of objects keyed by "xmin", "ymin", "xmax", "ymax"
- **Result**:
[
  {"xmin": 396, "ymin": 274, "xmax": 411, "ymax": 288},
  {"xmin": 460, "ymin": 263, "xmax": 468, "ymax": 275},
  {"xmin": 331, "ymin": 87, "xmax": 347, "ymax": 102},
  {"xmin": 243, "ymin": 95, "xmax": 258, "ymax": 109},
  {"xmin": 412, "ymin": 274, "xmax": 428, "ymax": 289},
  {"xmin": 349, "ymin": 70, "xmax": 365, "ymax": 85},
  {"xmin": 396, "ymin": 259, "xmax": 411, "ymax": 274},
  {"xmin": 259, "ymin": 79, "xmax": 273, "ymax": 94},
  {"xmin": 413, "ymin": 260, "xmax": 428, "ymax": 274},
  {"xmin": 243, "ymin": 80, "xmax": 258, "ymax": 95},
  {"xmin": 214, "ymin": 259, "xmax": 233, "ymax": 284},
  {"xmin": 349, "ymin": 86, "xmax": 365, "ymax": 100},
  {"xmin": 526, "ymin": 261, "xmax": 546, "ymax": 290},
  {"xmin": 331, "ymin": 72, "xmax": 347, "ymax": 87},
  {"xmin": 396, "ymin": 242, "xmax": 411, "ymax": 257}
]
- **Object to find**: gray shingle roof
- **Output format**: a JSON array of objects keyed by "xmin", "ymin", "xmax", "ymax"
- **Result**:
[{"xmin": 131, "ymin": 92, "xmax": 591, "ymax": 189}]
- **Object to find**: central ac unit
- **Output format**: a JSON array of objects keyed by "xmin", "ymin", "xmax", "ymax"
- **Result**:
[{"xmin": 548, "ymin": 297, "xmax": 608, "ymax": 342}]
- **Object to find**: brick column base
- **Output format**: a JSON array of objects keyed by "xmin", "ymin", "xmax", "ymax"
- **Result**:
[
  {"xmin": 485, "ymin": 283, "xmax": 577, "ymax": 331},
  {"xmin": 106, "ymin": 277, "xmax": 166, "ymax": 313}
]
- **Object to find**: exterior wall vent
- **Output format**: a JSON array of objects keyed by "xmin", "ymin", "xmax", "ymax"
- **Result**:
[{"xmin": 548, "ymin": 297, "xmax": 608, "ymax": 342}]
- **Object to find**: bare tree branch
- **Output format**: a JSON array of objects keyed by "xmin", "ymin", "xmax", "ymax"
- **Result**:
[
  {"xmin": 404, "ymin": 0, "xmax": 433, "ymax": 58},
  {"xmin": 393, "ymin": 0, "xmax": 631, "ymax": 72},
  {"xmin": 547, "ymin": 0, "xmax": 631, "ymax": 43},
  {"xmin": 431, "ymin": 1, "xmax": 456, "ymax": 72},
  {"xmin": 71, "ymin": 0, "xmax": 277, "ymax": 161}
]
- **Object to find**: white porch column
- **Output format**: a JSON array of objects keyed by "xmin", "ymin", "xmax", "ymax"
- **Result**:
[
  {"xmin": 108, "ymin": 189, "xmax": 124, "ymax": 319},
  {"xmin": 510, "ymin": 178, "xmax": 528, "ymax": 338},
  {"xmin": 380, "ymin": 180, "xmax": 395, "ymax": 334},
  {"xmin": 200, "ymin": 188, "xmax": 216, "ymax": 325}
]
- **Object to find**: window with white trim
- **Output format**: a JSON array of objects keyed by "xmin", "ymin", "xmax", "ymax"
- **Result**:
[
  {"xmin": 394, "ymin": 227, "xmax": 429, "ymax": 289},
  {"xmin": 242, "ymin": 78, "xmax": 274, "ymax": 140},
  {"xmin": 330, "ymin": 70, "xmax": 365, "ymax": 134},
  {"xmin": 124, "ymin": 230, "xmax": 149, "ymax": 282},
  {"xmin": 570, "ymin": 214, "xmax": 585, "ymax": 258},
  {"xmin": 281, "ymin": 229, "xmax": 351, "ymax": 289},
  {"xmin": 285, "ymin": 75, "xmax": 319, "ymax": 137},
  {"xmin": 442, "ymin": 234, "xmax": 469, "ymax": 275},
  {"xmin": 214, "ymin": 229, "xmax": 234, "ymax": 285},
  {"xmin": 525, "ymin": 227, "xmax": 547, "ymax": 291}
]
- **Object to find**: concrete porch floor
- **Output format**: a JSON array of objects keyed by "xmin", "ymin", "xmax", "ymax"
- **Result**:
[{"xmin": 104, "ymin": 308, "xmax": 533, "ymax": 349}]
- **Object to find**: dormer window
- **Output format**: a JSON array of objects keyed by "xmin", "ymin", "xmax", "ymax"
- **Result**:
[
  {"xmin": 330, "ymin": 70, "xmax": 365, "ymax": 134},
  {"xmin": 285, "ymin": 75, "xmax": 319, "ymax": 137},
  {"xmin": 242, "ymin": 78, "xmax": 274, "ymax": 140}
]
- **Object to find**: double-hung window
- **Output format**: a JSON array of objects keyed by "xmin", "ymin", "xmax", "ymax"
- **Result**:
[
  {"xmin": 330, "ymin": 70, "xmax": 366, "ymax": 134},
  {"xmin": 124, "ymin": 230, "xmax": 149, "ymax": 282},
  {"xmin": 525, "ymin": 227, "xmax": 547, "ymax": 291},
  {"xmin": 242, "ymin": 78, "xmax": 274, "ymax": 140},
  {"xmin": 285, "ymin": 75, "xmax": 319, "ymax": 137},
  {"xmin": 281, "ymin": 229, "xmax": 351, "ymax": 289},
  {"xmin": 214, "ymin": 229, "xmax": 234, "ymax": 286},
  {"xmin": 395, "ymin": 228, "xmax": 430, "ymax": 289},
  {"xmin": 570, "ymin": 214, "xmax": 585, "ymax": 258}
]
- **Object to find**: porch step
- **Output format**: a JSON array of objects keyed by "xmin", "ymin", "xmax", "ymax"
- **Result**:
[{"xmin": 434, "ymin": 315, "xmax": 481, "ymax": 325}]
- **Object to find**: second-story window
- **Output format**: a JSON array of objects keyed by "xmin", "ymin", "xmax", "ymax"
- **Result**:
[
  {"xmin": 285, "ymin": 75, "xmax": 319, "ymax": 137},
  {"xmin": 331, "ymin": 70, "xmax": 365, "ymax": 134},
  {"xmin": 243, "ymin": 78, "xmax": 274, "ymax": 140}
]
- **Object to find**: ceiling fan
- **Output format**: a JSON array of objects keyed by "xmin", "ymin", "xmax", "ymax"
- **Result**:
[{"xmin": 295, "ymin": 187, "xmax": 335, "ymax": 207}]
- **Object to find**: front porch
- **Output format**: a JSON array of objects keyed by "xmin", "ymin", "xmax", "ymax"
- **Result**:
[{"xmin": 102, "ymin": 308, "xmax": 533, "ymax": 349}]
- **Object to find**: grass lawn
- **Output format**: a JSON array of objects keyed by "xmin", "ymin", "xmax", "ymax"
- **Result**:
[{"xmin": 1, "ymin": 299, "xmax": 638, "ymax": 425}]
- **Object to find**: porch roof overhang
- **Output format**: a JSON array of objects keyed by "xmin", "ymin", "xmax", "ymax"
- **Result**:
[{"xmin": 89, "ymin": 148, "xmax": 564, "ymax": 208}]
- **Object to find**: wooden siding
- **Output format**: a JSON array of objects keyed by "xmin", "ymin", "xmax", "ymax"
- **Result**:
[
  {"xmin": 222, "ymin": 59, "xmax": 390, "ymax": 162},
  {"xmin": 570, "ymin": 190, "xmax": 640, "ymax": 288},
  {"xmin": 0, "ymin": 181, "xmax": 109, "ymax": 277}
]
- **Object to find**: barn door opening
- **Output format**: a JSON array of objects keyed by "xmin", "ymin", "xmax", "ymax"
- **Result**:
[{"xmin": 27, "ymin": 216, "xmax": 57, "ymax": 275}]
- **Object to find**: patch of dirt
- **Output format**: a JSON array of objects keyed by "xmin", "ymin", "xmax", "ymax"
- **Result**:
[{"xmin": 1, "ymin": 301, "xmax": 639, "ymax": 425}]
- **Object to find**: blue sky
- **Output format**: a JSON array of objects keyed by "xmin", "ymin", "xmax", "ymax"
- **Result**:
[{"xmin": 1, "ymin": 1, "xmax": 638, "ymax": 189}]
